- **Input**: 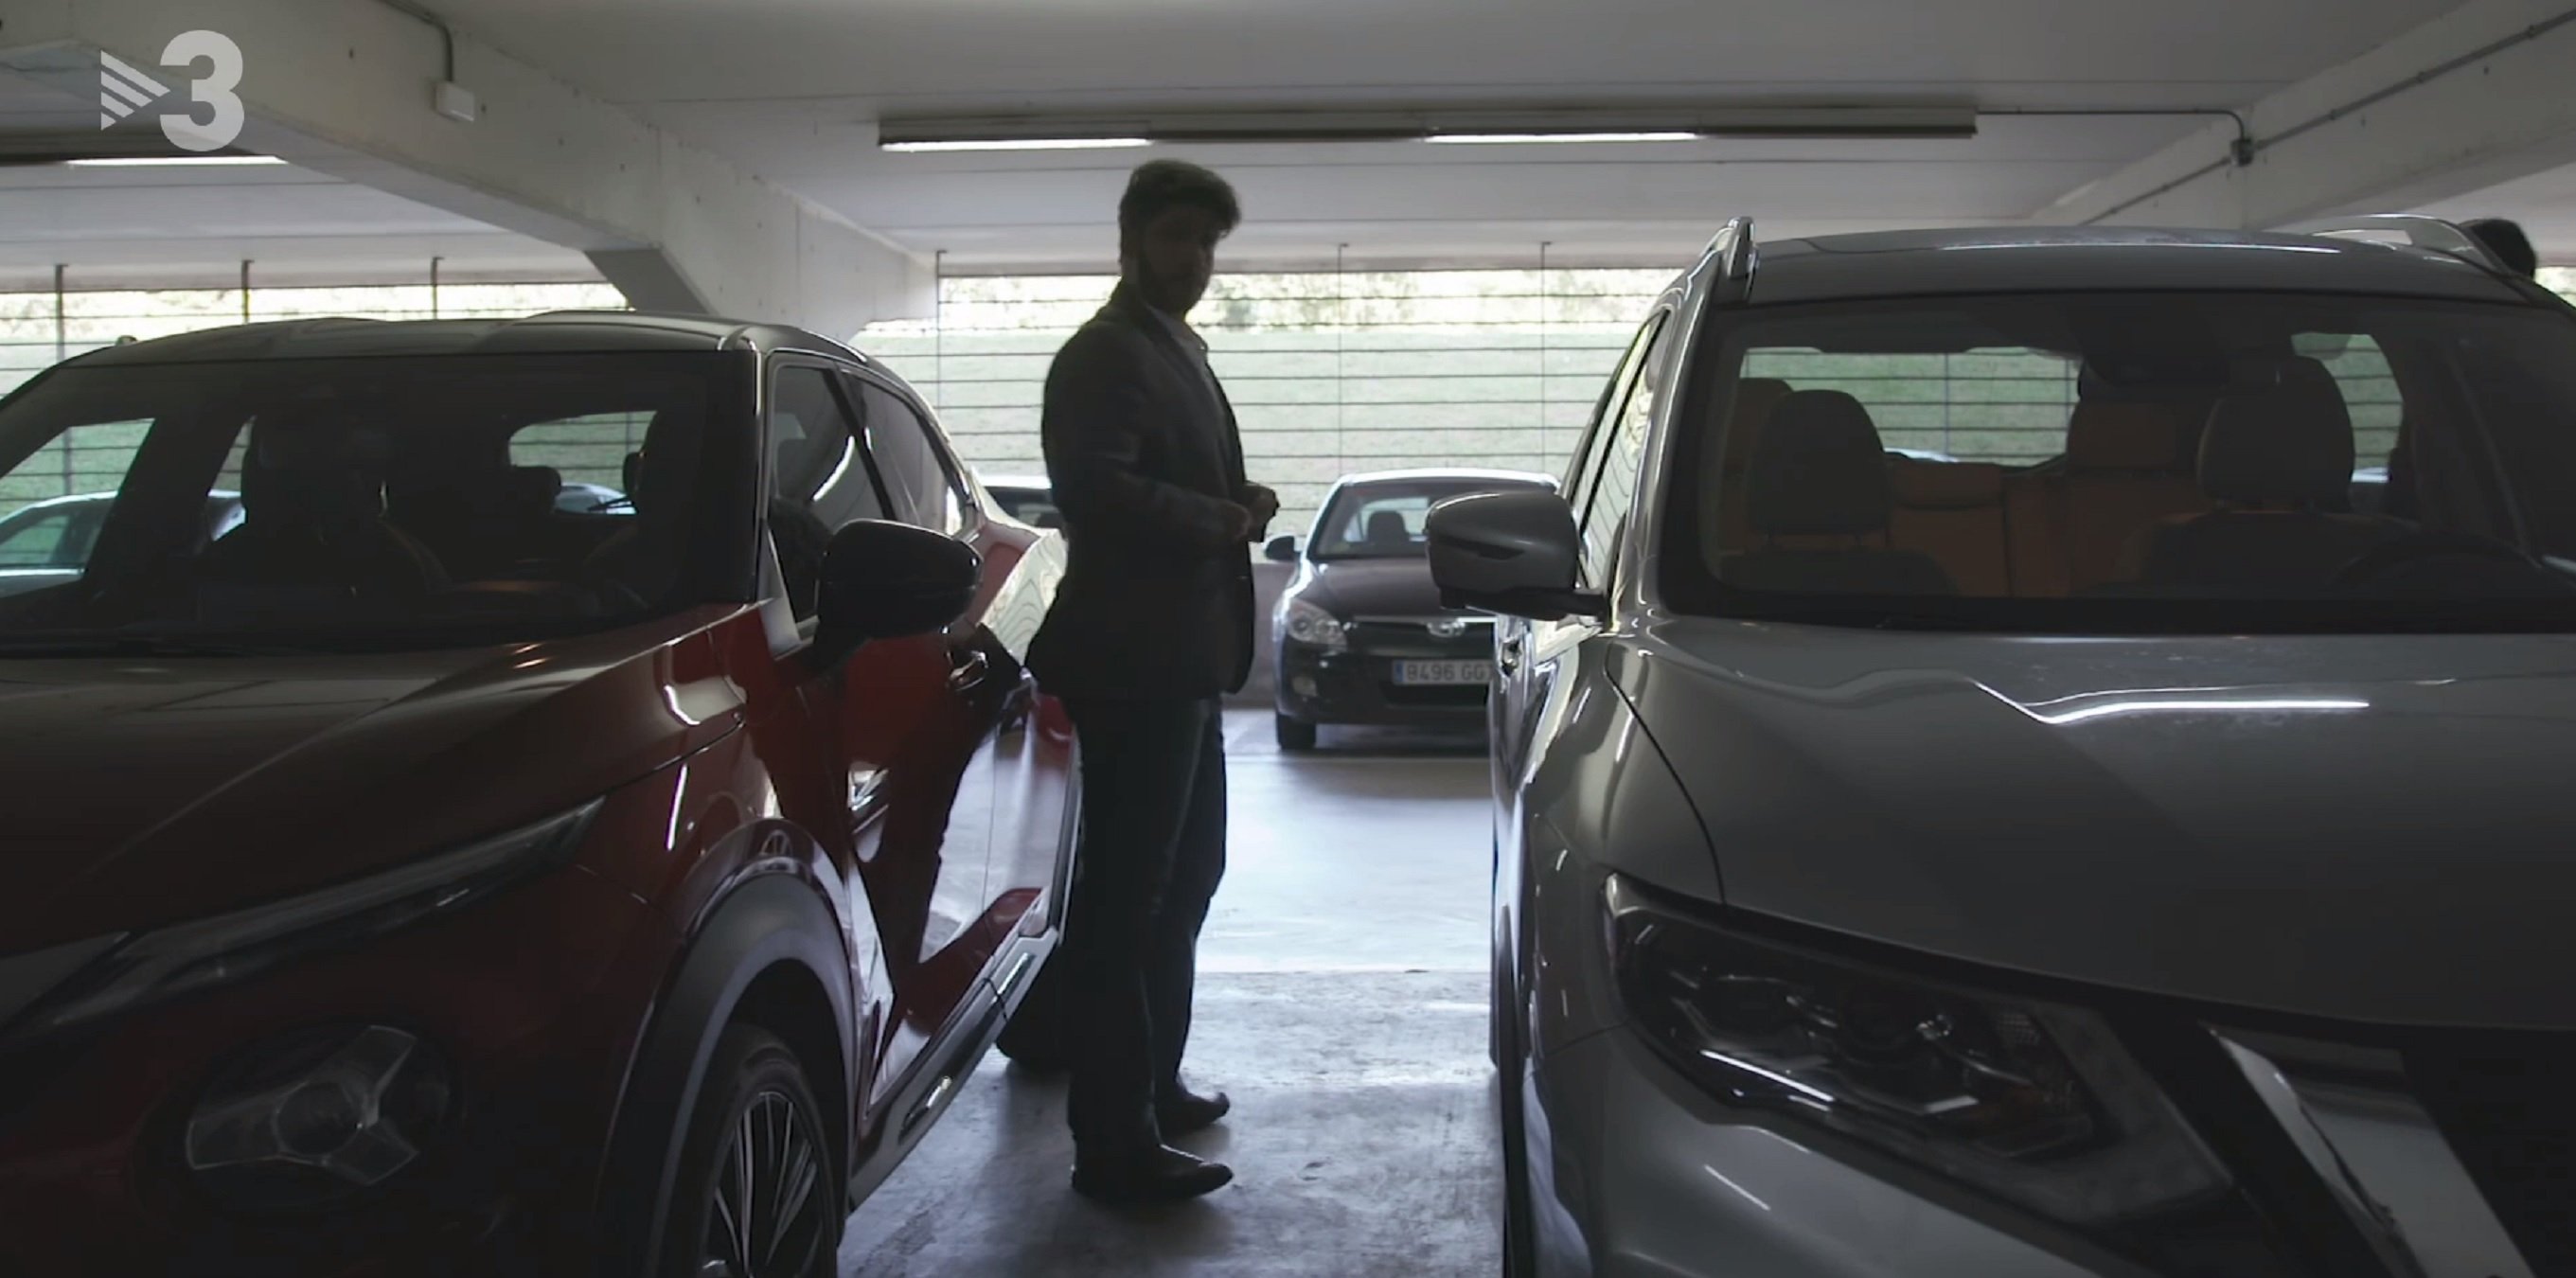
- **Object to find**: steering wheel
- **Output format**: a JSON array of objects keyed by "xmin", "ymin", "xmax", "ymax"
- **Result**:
[{"xmin": 2329, "ymin": 531, "xmax": 2572, "ymax": 596}]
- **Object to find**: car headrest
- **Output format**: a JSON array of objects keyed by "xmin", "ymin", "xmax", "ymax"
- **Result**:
[
  {"xmin": 1364, "ymin": 509, "xmax": 1412, "ymax": 547},
  {"xmin": 251, "ymin": 416, "xmax": 392, "ymax": 472},
  {"xmin": 2065, "ymin": 401, "xmax": 2181, "ymax": 470},
  {"xmin": 1748, "ymin": 390, "xmax": 1895, "ymax": 537},
  {"xmin": 630, "ymin": 405, "xmax": 703, "ymax": 518},
  {"xmin": 1890, "ymin": 459, "xmax": 2006, "ymax": 509},
  {"xmin": 2198, "ymin": 377, "xmax": 2356, "ymax": 506},
  {"xmin": 504, "ymin": 465, "xmax": 562, "ymax": 512},
  {"xmin": 1716, "ymin": 379, "xmax": 1794, "ymax": 475},
  {"xmin": 240, "ymin": 417, "xmax": 392, "ymax": 523}
]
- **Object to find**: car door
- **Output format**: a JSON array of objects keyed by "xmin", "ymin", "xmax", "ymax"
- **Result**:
[
  {"xmin": 759, "ymin": 360, "xmax": 995, "ymax": 1111},
  {"xmin": 844, "ymin": 373, "xmax": 1068, "ymax": 957}
]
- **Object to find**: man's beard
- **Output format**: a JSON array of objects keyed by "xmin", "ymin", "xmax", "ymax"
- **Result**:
[{"xmin": 1134, "ymin": 259, "xmax": 1208, "ymax": 315}]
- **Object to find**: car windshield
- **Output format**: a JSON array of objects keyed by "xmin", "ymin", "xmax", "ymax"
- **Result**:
[
  {"xmin": 1663, "ymin": 292, "xmax": 2576, "ymax": 630},
  {"xmin": 0, "ymin": 351, "xmax": 748, "ymax": 652},
  {"xmin": 1315, "ymin": 479, "xmax": 1541, "ymax": 560}
]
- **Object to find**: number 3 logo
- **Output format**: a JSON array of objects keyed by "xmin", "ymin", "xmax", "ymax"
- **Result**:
[{"xmin": 160, "ymin": 30, "xmax": 245, "ymax": 152}]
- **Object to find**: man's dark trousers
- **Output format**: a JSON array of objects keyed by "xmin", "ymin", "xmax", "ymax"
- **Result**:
[{"xmin": 1058, "ymin": 695, "xmax": 1227, "ymax": 1154}]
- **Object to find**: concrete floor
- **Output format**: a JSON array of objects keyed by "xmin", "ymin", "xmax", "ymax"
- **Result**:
[{"xmin": 840, "ymin": 713, "xmax": 1503, "ymax": 1277}]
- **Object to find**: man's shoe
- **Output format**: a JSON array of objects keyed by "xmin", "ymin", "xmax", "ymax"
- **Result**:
[
  {"xmin": 1157, "ymin": 1088, "xmax": 1232, "ymax": 1137},
  {"xmin": 1071, "ymin": 1145, "xmax": 1234, "ymax": 1205}
]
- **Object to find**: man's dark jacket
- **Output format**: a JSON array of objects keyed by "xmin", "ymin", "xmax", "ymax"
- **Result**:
[{"xmin": 1027, "ymin": 283, "xmax": 1256, "ymax": 700}]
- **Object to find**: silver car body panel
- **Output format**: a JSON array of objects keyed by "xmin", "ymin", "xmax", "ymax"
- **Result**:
[{"xmin": 1615, "ymin": 618, "xmax": 2576, "ymax": 1031}]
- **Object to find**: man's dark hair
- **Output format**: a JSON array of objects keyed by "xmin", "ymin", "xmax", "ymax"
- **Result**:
[
  {"xmin": 2462, "ymin": 218, "xmax": 2539, "ymax": 278},
  {"xmin": 1118, "ymin": 160, "xmax": 1241, "ymax": 243}
]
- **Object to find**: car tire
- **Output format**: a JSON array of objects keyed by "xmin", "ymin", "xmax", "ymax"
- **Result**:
[
  {"xmin": 658, "ymin": 1024, "xmax": 840, "ymax": 1278},
  {"xmin": 1276, "ymin": 714, "xmax": 1318, "ymax": 752}
]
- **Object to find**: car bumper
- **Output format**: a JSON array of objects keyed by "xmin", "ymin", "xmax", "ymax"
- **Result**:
[
  {"xmin": 0, "ymin": 864, "xmax": 677, "ymax": 1277},
  {"xmin": 1274, "ymin": 642, "xmax": 1492, "ymax": 728},
  {"xmin": 1525, "ymin": 1026, "xmax": 2105, "ymax": 1278}
]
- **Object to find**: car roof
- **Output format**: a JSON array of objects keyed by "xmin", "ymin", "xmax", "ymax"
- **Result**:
[
  {"xmin": 54, "ymin": 311, "xmax": 869, "ymax": 368},
  {"xmin": 1734, "ymin": 225, "xmax": 2535, "ymax": 307}
]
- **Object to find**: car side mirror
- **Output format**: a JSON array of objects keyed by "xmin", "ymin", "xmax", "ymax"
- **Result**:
[
  {"xmin": 1426, "ymin": 490, "xmax": 1604, "ymax": 621},
  {"xmin": 815, "ymin": 520, "xmax": 981, "ymax": 660},
  {"xmin": 1264, "ymin": 534, "xmax": 1299, "ymax": 562}
]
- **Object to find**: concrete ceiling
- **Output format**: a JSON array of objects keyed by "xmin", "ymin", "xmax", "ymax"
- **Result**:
[
  {"xmin": 0, "ymin": 62, "xmax": 583, "ymax": 290},
  {"xmin": 416, "ymin": 0, "xmax": 2472, "ymax": 270},
  {"xmin": 5, "ymin": 0, "xmax": 2559, "ymax": 287}
]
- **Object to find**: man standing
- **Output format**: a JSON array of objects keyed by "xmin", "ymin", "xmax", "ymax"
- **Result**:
[{"xmin": 1027, "ymin": 159, "xmax": 1277, "ymax": 1204}]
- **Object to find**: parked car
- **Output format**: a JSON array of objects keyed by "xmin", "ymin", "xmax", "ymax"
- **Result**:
[
  {"xmin": 1268, "ymin": 468, "xmax": 1554, "ymax": 750},
  {"xmin": 0, "ymin": 489, "xmax": 242, "ymax": 599},
  {"xmin": 0, "ymin": 311, "xmax": 1075, "ymax": 1277},
  {"xmin": 978, "ymin": 473, "xmax": 1063, "ymax": 529},
  {"xmin": 553, "ymin": 480, "xmax": 631, "ymax": 515},
  {"xmin": 1431, "ymin": 217, "xmax": 2576, "ymax": 1278}
]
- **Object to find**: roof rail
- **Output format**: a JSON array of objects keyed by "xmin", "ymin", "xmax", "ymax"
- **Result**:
[
  {"xmin": 2279, "ymin": 214, "xmax": 2509, "ymax": 275},
  {"xmin": 1704, "ymin": 217, "xmax": 1757, "ymax": 304}
]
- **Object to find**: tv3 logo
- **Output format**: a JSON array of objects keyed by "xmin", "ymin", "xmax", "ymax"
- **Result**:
[{"xmin": 98, "ymin": 31, "xmax": 246, "ymax": 151}]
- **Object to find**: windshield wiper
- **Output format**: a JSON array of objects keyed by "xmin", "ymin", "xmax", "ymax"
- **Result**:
[{"xmin": 0, "ymin": 634, "xmax": 318, "ymax": 659}]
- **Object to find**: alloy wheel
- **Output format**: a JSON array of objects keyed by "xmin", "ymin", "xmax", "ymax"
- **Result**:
[{"xmin": 697, "ymin": 1090, "xmax": 828, "ymax": 1278}]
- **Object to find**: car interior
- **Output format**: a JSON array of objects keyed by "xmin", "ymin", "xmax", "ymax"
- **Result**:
[
  {"xmin": 1704, "ymin": 305, "xmax": 2576, "ymax": 604},
  {"xmin": 0, "ymin": 369, "xmax": 722, "ymax": 638}
]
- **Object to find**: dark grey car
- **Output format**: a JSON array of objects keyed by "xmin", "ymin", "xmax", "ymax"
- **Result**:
[{"xmin": 1268, "ymin": 468, "xmax": 1553, "ymax": 750}]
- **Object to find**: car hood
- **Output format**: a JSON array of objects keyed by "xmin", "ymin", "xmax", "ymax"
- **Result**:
[
  {"xmin": 0, "ymin": 610, "xmax": 753, "ymax": 953},
  {"xmin": 1296, "ymin": 557, "xmax": 1445, "ymax": 618},
  {"xmin": 1619, "ymin": 616, "xmax": 2576, "ymax": 1030}
]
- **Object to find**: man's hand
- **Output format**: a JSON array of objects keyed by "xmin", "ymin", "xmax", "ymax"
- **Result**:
[{"xmin": 1238, "ymin": 484, "xmax": 1282, "ymax": 540}]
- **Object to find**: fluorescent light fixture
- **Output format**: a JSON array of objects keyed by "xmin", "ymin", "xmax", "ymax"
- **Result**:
[
  {"xmin": 877, "ymin": 104, "xmax": 1976, "ymax": 151},
  {"xmin": 881, "ymin": 137, "xmax": 1149, "ymax": 153},
  {"xmin": 1430, "ymin": 131, "xmax": 1698, "ymax": 145},
  {"xmin": 62, "ymin": 154, "xmax": 287, "ymax": 168}
]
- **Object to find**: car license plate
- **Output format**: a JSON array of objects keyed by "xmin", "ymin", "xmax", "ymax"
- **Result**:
[{"xmin": 1394, "ymin": 660, "xmax": 1492, "ymax": 685}]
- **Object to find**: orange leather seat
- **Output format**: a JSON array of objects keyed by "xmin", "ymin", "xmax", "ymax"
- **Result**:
[
  {"xmin": 1889, "ymin": 460, "xmax": 2012, "ymax": 595},
  {"xmin": 2005, "ymin": 401, "xmax": 2209, "ymax": 595},
  {"xmin": 1705, "ymin": 378, "xmax": 1792, "ymax": 554}
]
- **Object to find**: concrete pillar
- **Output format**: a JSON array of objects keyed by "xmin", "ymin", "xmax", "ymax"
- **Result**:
[{"xmin": 0, "ymin": 0, "xmax": 933, "ymax": 333}]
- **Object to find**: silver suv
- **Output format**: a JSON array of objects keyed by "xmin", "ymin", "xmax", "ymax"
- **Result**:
[{"xmin": 1433, "ymin": 217, "xmax": 2576, "ymax": 1278}]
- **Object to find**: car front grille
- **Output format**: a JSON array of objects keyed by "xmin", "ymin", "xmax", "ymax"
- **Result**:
[
  {"xmin": 1348, "ymin": 616, "xmax": 1493, "ymax": 657},
  {"xmin": 1380, "ymin": 683, "xmax": 1488, "ymax": 708}
]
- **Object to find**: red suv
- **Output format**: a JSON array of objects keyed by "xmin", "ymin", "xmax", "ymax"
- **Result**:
[{"xmin": 0, "ymin": 311, "xmax": 1076, "ymax": 1276}]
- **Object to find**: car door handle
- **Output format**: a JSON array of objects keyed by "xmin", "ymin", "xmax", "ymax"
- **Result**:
[
  {"xmin": 1498, "ymin": 635, "xmax": 1525, "ymax": 677},
  {"xmin": 948, "ymin": 648, "xmax": 992, "ymax": 693}
]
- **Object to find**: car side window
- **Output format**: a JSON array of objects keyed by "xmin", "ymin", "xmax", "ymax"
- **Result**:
[
  {"xmin": 850, "ymin": 376, "xmax": 969, "ymax": 537},
  {"xmin": 0, "ymin": 507, "xmax": 75, "ymax": 569},
  {"xmin": 1577, "ymin": 311, "xmax": 1672, "ymax": 590},
  {"xmin": 768, "ymin": 364, "xmax": 889, "ymax": 620},
  {"xmin": 1565, "ymin": 317, "xmax": 1661, "ymax": 511}
]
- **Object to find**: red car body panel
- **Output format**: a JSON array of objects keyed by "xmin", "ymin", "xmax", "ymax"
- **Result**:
[{"xmin": 0, "ymin": 348, "xmax": 1075, "ymax": 1274}]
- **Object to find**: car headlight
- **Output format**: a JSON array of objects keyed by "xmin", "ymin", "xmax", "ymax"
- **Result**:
[
  {"xmin": 3, "ymin": 800, "xmax": 601, "ymax": 1044},
  {"xmin": 1279, "ymin": 596, "xmax": 1348, "ymax": 650},
  {"xmin": 186, "ymin": 1022, "xmax": 455, "ymax": 1211},
  {"xmin": 1605, "ymin": 876, "xmax": 2230, "ymax": 1229}
]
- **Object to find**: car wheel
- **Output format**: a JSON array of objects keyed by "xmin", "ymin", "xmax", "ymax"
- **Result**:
[
  {"xmin": 660, "ymin": 1025, "xmax": 839, "ymax": 1278},
  {"xmin": 1276, "ymin": 713, "xmax": 1318, "ymax": 752}
]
